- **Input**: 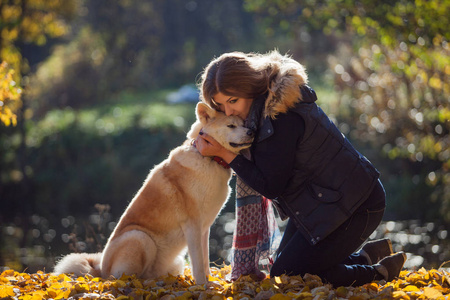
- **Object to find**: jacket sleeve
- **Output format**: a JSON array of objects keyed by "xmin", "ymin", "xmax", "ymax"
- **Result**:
[{"xmin": 229, "ymin": 111, "xmax": 305, "ymax": 199}]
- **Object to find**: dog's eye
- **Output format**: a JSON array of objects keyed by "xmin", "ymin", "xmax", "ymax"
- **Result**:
[{"xmin": 227, "ymin": 124, "xmax": 236, "ymax": 129}]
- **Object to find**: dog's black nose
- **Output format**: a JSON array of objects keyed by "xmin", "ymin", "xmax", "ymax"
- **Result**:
[{"xmin": 247, "ymin": 129, "xmax": 255, "ymax": 137}]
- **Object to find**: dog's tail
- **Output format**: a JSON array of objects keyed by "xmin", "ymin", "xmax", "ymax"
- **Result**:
[{"xmin": 53, "ymin": 252, "xmax": 102, "ymax": 277}]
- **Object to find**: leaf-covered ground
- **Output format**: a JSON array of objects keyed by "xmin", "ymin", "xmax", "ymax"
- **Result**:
[{"xmin": 1, "ymin": 266, "xmax": 449, "ymax": 300}]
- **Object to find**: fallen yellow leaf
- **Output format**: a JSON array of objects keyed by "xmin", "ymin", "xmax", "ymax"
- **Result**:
[
  {"xmin": 269, "ymin": 293, "xmax": 292, "ymax": 300},
  {"xmin": 403, "ymin": 285, "xmax": 420, "ymax": 292},
  {"xmin": 423, "ymin": 286, "xmax": 444, "ymax": 299},
  {"xmin": 0, "ymin": 285, "xmax": 15, "ymax": 297}
]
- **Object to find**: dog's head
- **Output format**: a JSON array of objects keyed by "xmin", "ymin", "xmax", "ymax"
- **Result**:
[{"xmin": 187, "ymin": 103, "xmax": 254, "ymax": 154}]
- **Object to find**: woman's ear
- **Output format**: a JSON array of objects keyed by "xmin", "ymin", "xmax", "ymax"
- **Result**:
[{"xmin": 196, "ymin": 102, "xmax": 216, "ymax": 124}]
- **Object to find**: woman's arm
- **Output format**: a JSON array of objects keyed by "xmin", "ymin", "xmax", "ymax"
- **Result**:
[
  {"xmin": 195, "ymin": 111, "xmax": 305, "ymax": 199},
  {"xmin": 230, "ymin": 111, "xmax": 304, "ymax": 199}
]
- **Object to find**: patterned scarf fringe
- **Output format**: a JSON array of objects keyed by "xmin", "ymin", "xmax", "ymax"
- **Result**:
[{"xmin": 230, "ymin": 176, "xmax": 281, "ymax": 281}]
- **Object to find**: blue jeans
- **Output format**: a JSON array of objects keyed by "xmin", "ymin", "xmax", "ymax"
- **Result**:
[{"xmin": 270, "ymin": 180, "xmax": 386, "ymax": 287}]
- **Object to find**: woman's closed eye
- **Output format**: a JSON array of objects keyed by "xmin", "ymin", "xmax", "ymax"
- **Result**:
[{"xmin": 214, "ymin": 103, "xmax": 224, "ymax": 112}]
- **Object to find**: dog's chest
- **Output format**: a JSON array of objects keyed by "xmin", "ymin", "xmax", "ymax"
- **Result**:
[{"xmin": 197, "ymin": 175, "xmax": 231, "ymax": 226}]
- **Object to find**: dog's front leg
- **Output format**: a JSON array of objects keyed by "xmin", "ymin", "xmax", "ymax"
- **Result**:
[
  {"xmin": 183, "ymin": 221, "xmax": 207, "ymax": 284},
  {"xmin": 202, "ymin": 228, "xmax": 211, "ymax": 277}
]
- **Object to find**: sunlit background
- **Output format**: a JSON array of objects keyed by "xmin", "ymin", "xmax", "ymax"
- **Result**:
[{"xmin": 0, "ymin": 0, "xmax": 449, "ymax": 274}]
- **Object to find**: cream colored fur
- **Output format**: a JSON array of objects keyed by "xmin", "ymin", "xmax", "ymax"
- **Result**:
[
  {"xmin": 53, "ymin": 103, "xmax": 253, "ymax": 284},
  {"xmin": 264, "ymin": 51, "xmax": 308, "ymax": 119}
]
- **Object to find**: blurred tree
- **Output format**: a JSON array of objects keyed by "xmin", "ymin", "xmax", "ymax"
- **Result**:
[
  {"xmin": 0, "ymin": 0, "xmax": 78, "ymax": 252},
  {"xmin": 82, "ymin": 0, "xmax": 257, "ymax": 88},
  {"xmin": 30, "ymin": 0, "xmax": 260, "ymax": 114},
  {"xmin": 0, "ymin": 62, "xmax": 21, "ymax": 126},
  {"xmin": 245, "ymin": 0, "xmax": 450, "ymax": 221},
  {"xmin": 0, "ymin": 0, "xmax": 78, "ymax": 125}
]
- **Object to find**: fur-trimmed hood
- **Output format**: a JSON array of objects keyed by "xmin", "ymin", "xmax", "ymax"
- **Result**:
[{"xmin": 264, "ymin": 52, "xmax": 308, "ymax": 119}]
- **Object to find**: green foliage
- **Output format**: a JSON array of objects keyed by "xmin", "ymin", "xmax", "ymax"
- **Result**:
[
  {"xmin": 244, "ymin": 0, "xmax": 449, "ymax": 42},
  {"xmin": 28, "ymin": 27, "xmax": 107, "ymax": 115},
  {"xmin": 29, "ymin": 0, "xmax": 261, "ymax": 114}
]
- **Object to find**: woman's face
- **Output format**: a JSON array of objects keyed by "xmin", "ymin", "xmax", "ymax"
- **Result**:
[{"xmin": 212, "ymin": 92, "xmax": 254, "ymax": 120}]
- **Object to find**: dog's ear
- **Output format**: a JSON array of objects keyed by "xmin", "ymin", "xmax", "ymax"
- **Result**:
[
  {"xmin": 186, "ymin": 120, "xmax": 202, "ymax": 140},
  {"xmin": 196, "ymin": 102, "xmax": 216, "ymax": 124}
]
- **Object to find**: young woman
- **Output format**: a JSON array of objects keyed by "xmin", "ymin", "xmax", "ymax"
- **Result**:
[{"xmin": 194, "ymin": 50, "xmax": 407, "ymax": 286}]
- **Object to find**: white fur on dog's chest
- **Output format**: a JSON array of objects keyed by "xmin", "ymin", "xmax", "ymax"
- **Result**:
[{"xmin": 200, "ymin": 181, "xmax": 231, "ymax": 226}]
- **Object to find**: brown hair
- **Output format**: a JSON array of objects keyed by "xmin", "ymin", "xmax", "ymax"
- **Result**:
[{"xmin": 198, "ymin": 50, "xmax": 298, "ymax": 110}]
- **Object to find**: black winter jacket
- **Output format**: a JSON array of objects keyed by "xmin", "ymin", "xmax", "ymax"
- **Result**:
[
  {"xmin": 274, "ymin": 86, "xmax": 379, "ymax": 245},
  {"xmin": 229, "ymin": 58, "xmax": 380, "ymax": 245}
]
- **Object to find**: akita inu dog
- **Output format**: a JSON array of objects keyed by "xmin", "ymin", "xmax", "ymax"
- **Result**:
[{"xmin": 54, "ymin": 102, "xmax": 254, "ymax": 284}]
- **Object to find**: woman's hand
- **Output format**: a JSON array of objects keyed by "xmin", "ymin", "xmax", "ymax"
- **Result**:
[{"xmin": 195, "ymin": 132, "xmax": 238, "ymax": 163}]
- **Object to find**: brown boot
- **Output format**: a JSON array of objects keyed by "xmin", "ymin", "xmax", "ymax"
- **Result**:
[
  {"xmin": 360, "ymin": 238, "xmax": 393, "ymax": 264},
  {"xmin": 375, "ymin": 252, "xmax": 407, "ymax": 281}
]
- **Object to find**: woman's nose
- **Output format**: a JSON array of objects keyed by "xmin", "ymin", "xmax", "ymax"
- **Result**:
[{"xmin": 224, "ymin": 106, "xmax": 233, "ymax": 116}]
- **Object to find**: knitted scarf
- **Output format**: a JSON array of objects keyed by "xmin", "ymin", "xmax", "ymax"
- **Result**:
[
  {"xmin": 230, "ymin": 177, "xmax": 281, "ymax": 280},
  {"xmin": 229, "ymin": 95, "xmax": 281, "ymax": 281}
]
